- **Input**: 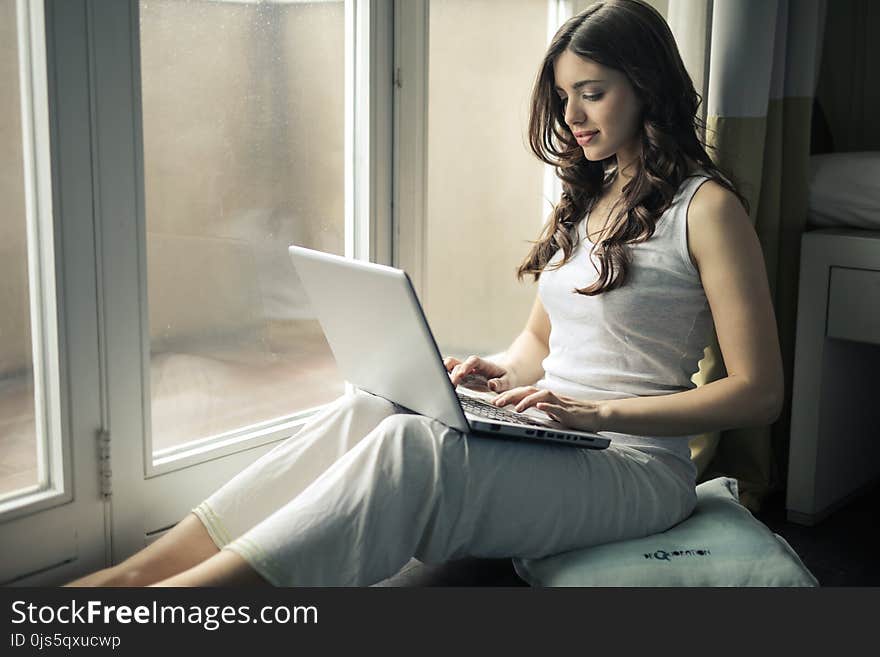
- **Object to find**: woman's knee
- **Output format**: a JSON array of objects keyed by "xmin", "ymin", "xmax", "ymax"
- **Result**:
[
  {"xmin": 305, "ymin": 389, "xmax": 394, "ymax": 423},
  {"xmin": 369, "ymin": 414, "xmax": 463, "ymax": 470},
  {"xmin": 374, "ymin": 413, "xmax": 435, "ymax": 445},
  {"xmin": 349, "ymin": 389, "xmax": 397, "ymax": 416}
]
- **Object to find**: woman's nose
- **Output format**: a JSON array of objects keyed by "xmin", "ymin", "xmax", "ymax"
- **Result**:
[{"xmin": 564, "ymin": 102, "xmax": 584, "ymax": 128}]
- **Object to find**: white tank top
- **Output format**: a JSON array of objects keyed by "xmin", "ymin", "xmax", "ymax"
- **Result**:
[{"xmin": 536, "ymin": 173, "xmax": 714, "ymax": 484}]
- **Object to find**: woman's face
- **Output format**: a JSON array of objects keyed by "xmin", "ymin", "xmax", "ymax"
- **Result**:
[{"xmin": 552, "ymin": 49, "xmax": 643, "ymax": 168}]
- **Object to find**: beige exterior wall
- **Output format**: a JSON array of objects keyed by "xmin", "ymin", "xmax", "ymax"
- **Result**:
[{"xmin": 425, "ymin": 0, "xmax": 548, "ymax": 358}]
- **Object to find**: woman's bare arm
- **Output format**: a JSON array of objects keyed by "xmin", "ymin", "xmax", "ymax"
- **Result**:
[{"xmin": 493, "ymin": 293, "xmax": 551, "ymax": 388}]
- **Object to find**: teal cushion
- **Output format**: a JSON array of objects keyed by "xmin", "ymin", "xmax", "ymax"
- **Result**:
[{"xmin": 512, "ymin": 476, "xmax": 819, "ymax": 587}]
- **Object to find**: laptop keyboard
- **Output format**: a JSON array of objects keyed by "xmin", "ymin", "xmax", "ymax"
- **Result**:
[{"xmin": 457, "ymin": 393, "xmax": 546, "ymax": 427}]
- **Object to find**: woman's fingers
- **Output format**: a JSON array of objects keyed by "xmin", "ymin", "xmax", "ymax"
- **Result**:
[
  {"xmin": 486, "ymin": 376, "xmax": 510, "ymax": 393},
  {"xmin": 492, "ymin": 386, "xmax": 540, "ymax": 407},
  {"xmin": 514, "ymin": 390, "xmax": 562, "ymax": 412},
  {"xmin": 447, "ymin": 355, "xmax": 513, "ymax": 393},
  {"xmin": 443, "ymin": 356, "xmax": 461, "ymax": 372},
  {"xmin": 535, "ymin": 402, "xmax": 565, "ymax": 419},
  {"xmin": 449, "ymin": 355, "xmax": 486, "ymax": 386},
  {"xmin": 493, "ymin": 388, "xmax": 563, "ymax": 413},
  {"xmin": 446, "ymin": 358, "xmax": 478, "ymax": 389},
  {"xmin": 449, "ymin": 363, "xmax": 471, "ymax": 385},
  {"xmin": 460, "ymin": 355, "xmax": 482, "ymax": 379}
]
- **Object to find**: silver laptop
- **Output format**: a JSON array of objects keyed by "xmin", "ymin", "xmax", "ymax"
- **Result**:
[{"xmin": 287, "ymin": 245, "xmax": 610, "ymax": 450}]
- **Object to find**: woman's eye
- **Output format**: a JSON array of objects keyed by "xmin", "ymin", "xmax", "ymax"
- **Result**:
[{"xmin": 558, "ymin": 94, "xmax": 602, "ymax": 104}]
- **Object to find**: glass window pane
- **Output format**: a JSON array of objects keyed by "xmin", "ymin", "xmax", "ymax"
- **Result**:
[
  {"xmin": 0, "ymin": 0, "xmax": 38, "ymax": 497},
  {"xmin": 426, "ymin": 0, "xmax": 549, "ymax": 358},
  {"xmin": 140, "ymin": 0, "xmax": 346, "ymax": 456}
]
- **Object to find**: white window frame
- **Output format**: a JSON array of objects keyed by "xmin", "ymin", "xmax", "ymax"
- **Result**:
[
  {"xmin": 392, "ymin": 0, "xmax": 428, "ymax": 297},
  {"xmin": 543, "ymin": 0, "xmax": 574, "ymax": 222},
  {"xmin": 350, "ymin": 0, "xmax": 394, "ymax": 265}
]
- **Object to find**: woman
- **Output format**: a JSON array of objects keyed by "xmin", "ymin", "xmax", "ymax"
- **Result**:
[{"xmin": 67, "ymin": 0, "xmax": 783, "ymax": 587}]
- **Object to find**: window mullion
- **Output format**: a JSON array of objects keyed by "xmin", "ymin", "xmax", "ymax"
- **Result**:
[
  {"xmin": 542, "ymin": 0, "xmax": 573, "ymax": 226},
  {"xmin": 348, "ymin": 0, "xmax": 393, "ymax": 266},
  {"xmin": 392, "ymin": 0, "xmax": 428, "ymax": 301}
]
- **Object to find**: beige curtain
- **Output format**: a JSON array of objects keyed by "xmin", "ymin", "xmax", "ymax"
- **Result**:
[{"xmin": 668, "ymin": 0, "xmax": 827, "ymax": 511}]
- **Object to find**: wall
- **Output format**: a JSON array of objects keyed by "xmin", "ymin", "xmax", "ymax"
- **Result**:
[
  {"xmin": 815, "ymin": 0, "xmax": 880, "ymax": 152},
  {"xmin": 425, "ymin": 0, "xmax": 548, "ymax": 357}
]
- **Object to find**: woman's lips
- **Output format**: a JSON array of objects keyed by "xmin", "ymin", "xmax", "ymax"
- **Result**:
[{"xmin": 576, "ymin": 131, "xmax": 598, "ymax": 145}]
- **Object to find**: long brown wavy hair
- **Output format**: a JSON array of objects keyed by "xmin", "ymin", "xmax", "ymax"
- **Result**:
[{"xmin": 518, "ymin": 0, "xmax": 750, "ymax": 295}]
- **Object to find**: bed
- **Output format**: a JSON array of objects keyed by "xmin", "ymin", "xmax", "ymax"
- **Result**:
[
  {"xmin": 807, "ymin": 151, "xmax": 880, "ymax": 231},
  {"xmin": 786, "ymin": 150, "xmax": 880, "ymax": 525}
]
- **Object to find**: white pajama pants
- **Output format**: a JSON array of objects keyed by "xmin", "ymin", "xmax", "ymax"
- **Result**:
[{"xmin": 191, "ymin": 389, "xmax": 698, "ymax": 586}]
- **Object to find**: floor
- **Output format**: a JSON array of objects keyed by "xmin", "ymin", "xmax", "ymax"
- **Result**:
[{"xmin": 752, "ymin": 481, "xmax": 880, "ymax": 587}]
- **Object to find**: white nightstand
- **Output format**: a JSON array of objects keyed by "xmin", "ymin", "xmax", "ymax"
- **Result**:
[{"xmin": 787, "ymin": 228, "xmax": 880, "ymax": 525}]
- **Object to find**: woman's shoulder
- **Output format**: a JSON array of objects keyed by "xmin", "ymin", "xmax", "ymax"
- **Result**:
[
  {"xmin": 688, "ymin": 176, "xmax": 740, "ymax": 211},
  {"xmin": 685, "ymin": 177, "xmax": 753, "ymax": 271}
]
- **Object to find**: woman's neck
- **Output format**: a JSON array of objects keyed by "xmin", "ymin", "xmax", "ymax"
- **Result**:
[
  {"xmin": 601, "ymin": 155, "xmax": 637, "ymax": 198},
  {"xmin": 602, "ymin": 155, "xmax": 702, "ymax": 198}
]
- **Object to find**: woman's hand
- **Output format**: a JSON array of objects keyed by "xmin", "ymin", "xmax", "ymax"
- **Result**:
[
  {"xmin": 444, "ymin": 355, "xmax": 514, "ymax": 393},
  {"xmin": 492, "ymin": 386, "xmax": 604, "ymax": 433}
]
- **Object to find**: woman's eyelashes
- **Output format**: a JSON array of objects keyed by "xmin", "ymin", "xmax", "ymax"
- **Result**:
[{"xmin": 558, "ymin": 93, "xmax": 604, "ymax": 105}]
